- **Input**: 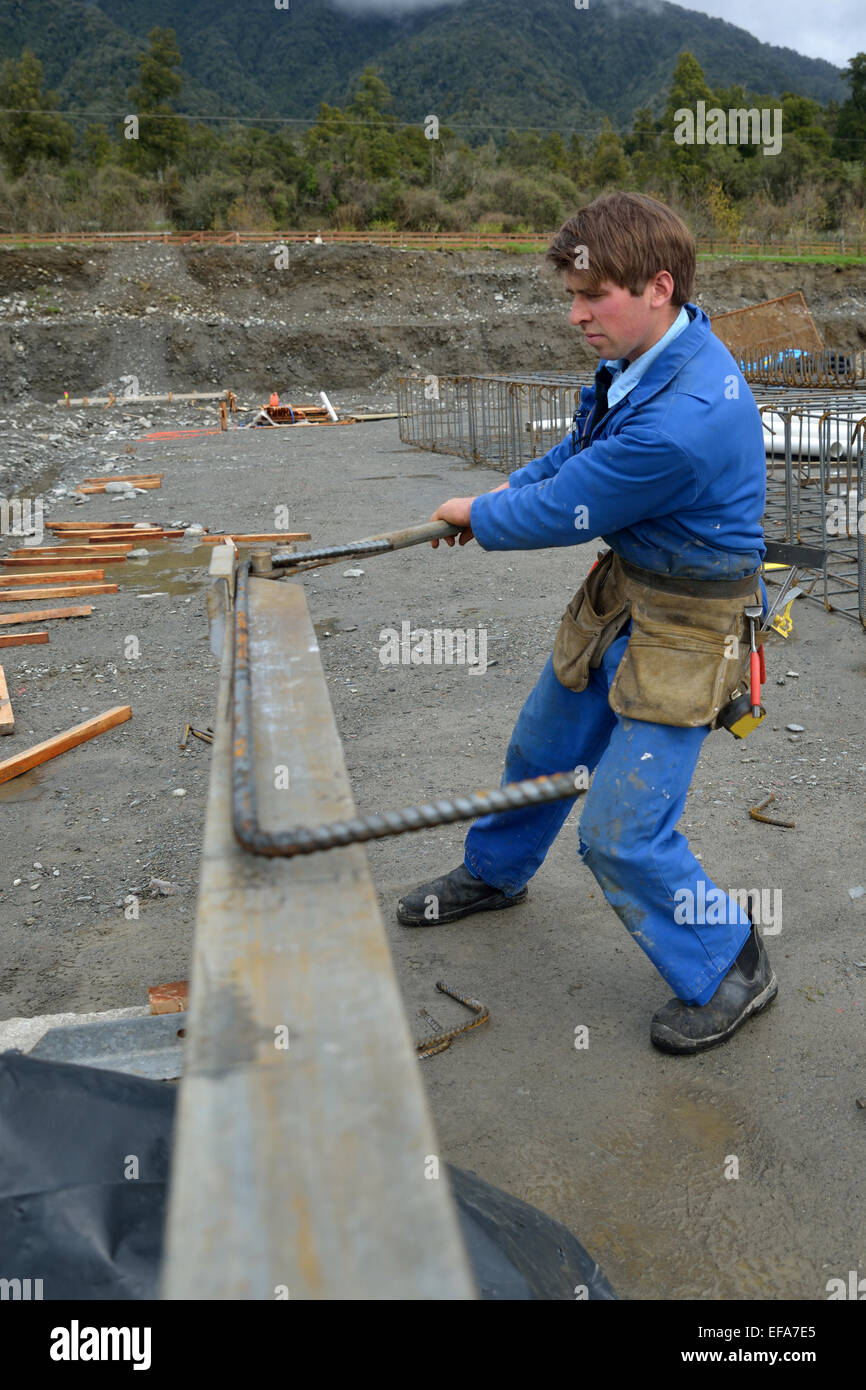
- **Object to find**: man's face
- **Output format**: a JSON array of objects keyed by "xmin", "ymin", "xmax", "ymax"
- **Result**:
[{"xmin": 563, "ymin": 269, "xmax": 675, "ymax": 364}]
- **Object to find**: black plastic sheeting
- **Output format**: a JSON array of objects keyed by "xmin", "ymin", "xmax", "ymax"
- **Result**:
[
  {"xmin": 449, "ymin": 1164, "xmax": 616, "ymax": 1300},
  {"xmin": 0, "ymin": 1052, "xmax": 174, "ymax": 1300},
  {"xmin": 0, "ymin": 1052, "xmax": 616, "ymax": 1301}
]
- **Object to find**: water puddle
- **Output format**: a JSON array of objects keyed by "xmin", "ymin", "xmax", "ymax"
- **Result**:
[
  {"xmin": 119, "ymin": 546, "xmax": 209, "ymax": 596},
  {"xmin": 313, "ymin": 616, "xmax": 343, "ymax": 640},
  {"xmin": 206, "ymin": 583, "xmax": 227, "ymax": 659},
  {"xmin": 0, "ymin": 765, "xmax": 48, "ymax": 801},
  {"xmin": 578, "ymin": 1080, "xmax": 808, "ymax": 1299}
]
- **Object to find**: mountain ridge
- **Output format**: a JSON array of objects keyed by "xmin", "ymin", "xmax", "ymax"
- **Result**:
[{"xmin": 0, "ymin": 0, "xmax": 847, "ymax": 138}]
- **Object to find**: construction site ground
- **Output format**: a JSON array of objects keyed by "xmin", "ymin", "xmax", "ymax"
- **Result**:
[{"xmin": 1, "ymin": 245, "xmax": 865, "ymax": 1301}]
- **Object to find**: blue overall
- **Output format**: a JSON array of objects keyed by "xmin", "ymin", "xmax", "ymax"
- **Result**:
[{"xmin": 465, "ymin": 304, "xmax": 768, "ymax": 1006}]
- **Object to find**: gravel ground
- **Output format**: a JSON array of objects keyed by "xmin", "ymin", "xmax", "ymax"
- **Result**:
[
  {"xmin": 1, "ymin": 393, "xmax": 864, "ymax": 1301},
  {"xmin": 1, "ymin": 242, "xmax": 864, "ymax": 1300}
]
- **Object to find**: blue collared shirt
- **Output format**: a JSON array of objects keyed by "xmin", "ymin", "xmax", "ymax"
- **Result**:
[
  {"xmin": 603, "ymin": 304, "xmax": 691, "ymax": 408},
  {"xmin": 469, "ymin": 302, "xmax": 768, "ymax": 586}
]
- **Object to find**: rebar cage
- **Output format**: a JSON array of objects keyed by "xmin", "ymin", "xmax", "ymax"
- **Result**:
[
  {"xmin": 398, "ymin": 374, "xmax": 866, "ymax": 629},
  {"xmin": 398, "ymin": 372, "xmax": 591, "ymax": 472}
]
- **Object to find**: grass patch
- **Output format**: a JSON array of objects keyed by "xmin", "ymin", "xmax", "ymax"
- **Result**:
[{"xmin": 697, "ymin": 252, "xmax": 866, "ymax": 266}]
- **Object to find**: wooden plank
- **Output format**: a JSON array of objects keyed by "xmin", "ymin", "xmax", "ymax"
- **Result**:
[
  {"xmin": 0, "ymin": 584, "xmax": 117, "ymax": 601},
  {"xmin": 42, "ymin": 527, "xmax": 174, "ymax": 536},
  {"xmin": 3, "ymin": 555, "xmax": 128, "ymax": 566},
  {"xmin": 0, "ymin": 665, "xmax": 13, "ymax": 735},
  {"xmin": 11, "ymin": 544, "xmax": 134, "ymax": 554},
  {"xmin": 81, "ymin": 473, "xmax": 164, "ymax": 483},
  {"xmin": 0, "ymin": 705, "xmax": 131, "ymax": 783},
  {"xmin": 39, "ymin": 531, "xmax": 178, "ymax": 543},
  {"xmin": 148, "ymin": 981, "xmax": 189, "ymax": 1014},
  {"xmin": 0, "ymin": 631, "xmax": 49, "ymax": 648},
  {"xmin": 57, "ymin": 391, "xmax": 227, "ymax": 406},
  {"xmin": 86, "ymin": 528, "xmax": 182, "ymax": 537},
  {"xmin": 0, "ymin": 569, "xmax": 105, "ymax": 585},
  {"xmin": 85, "ymin": 532, "xmax": 182, "ymax": 543},
  {"xmin": 198, "ymin": 532, "xmax": 312, "ymax": 544},
  {"xmin": 44, "ymin": 530, "xmax": 179, "ymax": 542},
  {"xmin": 75, "ymin": 480, "xmax": 162, "ymax": 494},
  {"xmin": 0, "ymin": 606, "xmax": 92, "ymax": 627},
  {"xmin": 47, "ymin": 522, "xmax": 157, "ymax": 530},
  {"xmin": 162, "ymin": 578, "xmax": 475, "ymax": 1300}
]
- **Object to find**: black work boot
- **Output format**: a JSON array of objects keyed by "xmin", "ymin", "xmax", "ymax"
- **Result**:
[
  {"xmin": 650, "ymin": 920, "xmax": 778, "ymax": 1054},
  {"xmin": 396, "ymin": 863, "xmax": 527, "ymax": 927}
]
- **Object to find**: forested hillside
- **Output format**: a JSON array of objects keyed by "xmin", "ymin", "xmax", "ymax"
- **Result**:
[
  {"xmin": 0, "ymin": 0, "xmax": 847, "ymax": 133},
  {"xmin": 0, "ymin": 4, "xmax": 862, "ymax": 244}
]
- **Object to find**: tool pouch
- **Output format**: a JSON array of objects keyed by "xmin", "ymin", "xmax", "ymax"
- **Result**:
[
  {"xmin": 554, "ymin": 551, "xmax": 763, "ymax": 729},
  {"xmin": 609, "ymin": 594, "xmax": 749, "ymax": 728},
  {"xmin": 552, "ymin": 548, "xmax": 630, "ymax": 692}
]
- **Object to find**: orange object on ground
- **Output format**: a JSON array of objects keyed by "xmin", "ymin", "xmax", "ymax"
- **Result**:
[
  {"xmin": 148, "ymin": 980, "xmax": 189, "ymax": 1014},
  {"xmin": 0, "ymin": 705, "xmax": 131, "ymax": 784}
]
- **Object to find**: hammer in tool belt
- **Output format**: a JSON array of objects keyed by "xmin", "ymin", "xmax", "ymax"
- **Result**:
[{"xmin": 744, "ymin": 604, "xmax": 765, "ymax": 719}]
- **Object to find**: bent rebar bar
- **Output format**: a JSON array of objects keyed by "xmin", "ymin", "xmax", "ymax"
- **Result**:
[{"xmin": 231, "ymin": 559, "xmax": 584, "ymax": 858}]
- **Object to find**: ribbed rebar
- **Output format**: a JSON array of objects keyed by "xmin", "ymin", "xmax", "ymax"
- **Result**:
[
  {"xmin": 270, "ymin": 537, "xmax": 393, "ymax": 569},
  {"xmin": 240, "ymin": 770, "xmax": 582, "ymax": 859},
  {"xmin": 232, "ymin": 560, "xmax": 584, "ymax": 857}
]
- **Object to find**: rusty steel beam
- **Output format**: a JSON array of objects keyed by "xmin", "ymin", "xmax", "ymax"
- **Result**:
[{"xmin": 162, "ymin": 571, "xmax": 476, "ymax": 1300}]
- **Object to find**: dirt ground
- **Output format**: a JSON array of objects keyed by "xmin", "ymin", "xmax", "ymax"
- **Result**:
[
  {"xmin": 1, "ymin": 242, "xmax": 864, "ymax": 423},
  {"xmin": 1, "ymin": 245, "xmax": 865, "ymax": 1301}
]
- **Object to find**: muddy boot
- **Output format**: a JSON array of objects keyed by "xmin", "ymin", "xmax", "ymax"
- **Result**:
[
  {"xmin": 650, "ymin": 921, "xmax": 778, "ymax": 1054},
  {"xmin": 396, "ymin": 863, "xmax": 527, "ymax": 927}
]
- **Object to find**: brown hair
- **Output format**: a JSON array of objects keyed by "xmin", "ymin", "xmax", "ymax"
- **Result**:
[{"xmin": 545, "ymin": 192, "xmax": 695, "ymax": 306}]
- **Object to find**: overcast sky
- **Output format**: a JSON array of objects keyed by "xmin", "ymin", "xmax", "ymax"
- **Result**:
[{"xmin": 330, "ymin": 0, "xmax": 864, "ymax": 69}]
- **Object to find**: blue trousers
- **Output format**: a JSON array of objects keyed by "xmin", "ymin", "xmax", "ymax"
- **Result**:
[{"xmin": 464, "ymin": 627, "xmax": 751, "ymax": 1005}]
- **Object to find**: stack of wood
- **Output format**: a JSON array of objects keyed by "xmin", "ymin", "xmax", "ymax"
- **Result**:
[
  {"xmin": 0, "ymin": 534, "xmax": 130, "ymax": 768},
  {"xmin": 250, "ymin": 403, "xmax": 356, "ymax": 428}
]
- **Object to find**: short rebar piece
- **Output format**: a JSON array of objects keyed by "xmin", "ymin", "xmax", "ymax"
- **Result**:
[{"xmin": 414, "ymin": 983, "xmax": 490, "ymax": 1060}]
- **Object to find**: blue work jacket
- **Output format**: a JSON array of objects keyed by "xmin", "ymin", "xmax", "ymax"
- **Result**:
[{"xmin": 470, "ymin": 304, "xmax": 767, "ymax": 585}]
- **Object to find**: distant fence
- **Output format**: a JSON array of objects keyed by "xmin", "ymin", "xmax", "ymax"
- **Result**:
[
  {"xmin": 400, "ymin": 371, "xmax": 866, "ymax": 628},
  {"xmin": 0, "ymin": 229, "xmax": 864, "ymax": 256},
  {"xmin": 398, "ymin": 371, "xmax": 593, "ymax": 472}
]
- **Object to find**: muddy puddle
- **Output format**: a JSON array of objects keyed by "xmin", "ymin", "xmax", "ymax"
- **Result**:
[
  {"xmin": 117, "ymin": 546, "xmax": 210, "ymax": 596},
  {"xmin": 312, "ymin": 615, "xmax": 359, "ymax": 640},
  {"xmin": 0, "ymin": 764, "xmax": 48, "ymax": 802}
]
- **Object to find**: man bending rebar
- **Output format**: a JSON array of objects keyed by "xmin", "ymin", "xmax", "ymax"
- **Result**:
[{"xmin": 396, "ymin": 192, "xmax": 777, "ymax": 1054}]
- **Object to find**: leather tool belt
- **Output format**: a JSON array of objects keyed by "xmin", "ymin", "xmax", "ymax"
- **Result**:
[{"xmin": 552, "ymin": 548, "xmax": 764, "ymax": 728}]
